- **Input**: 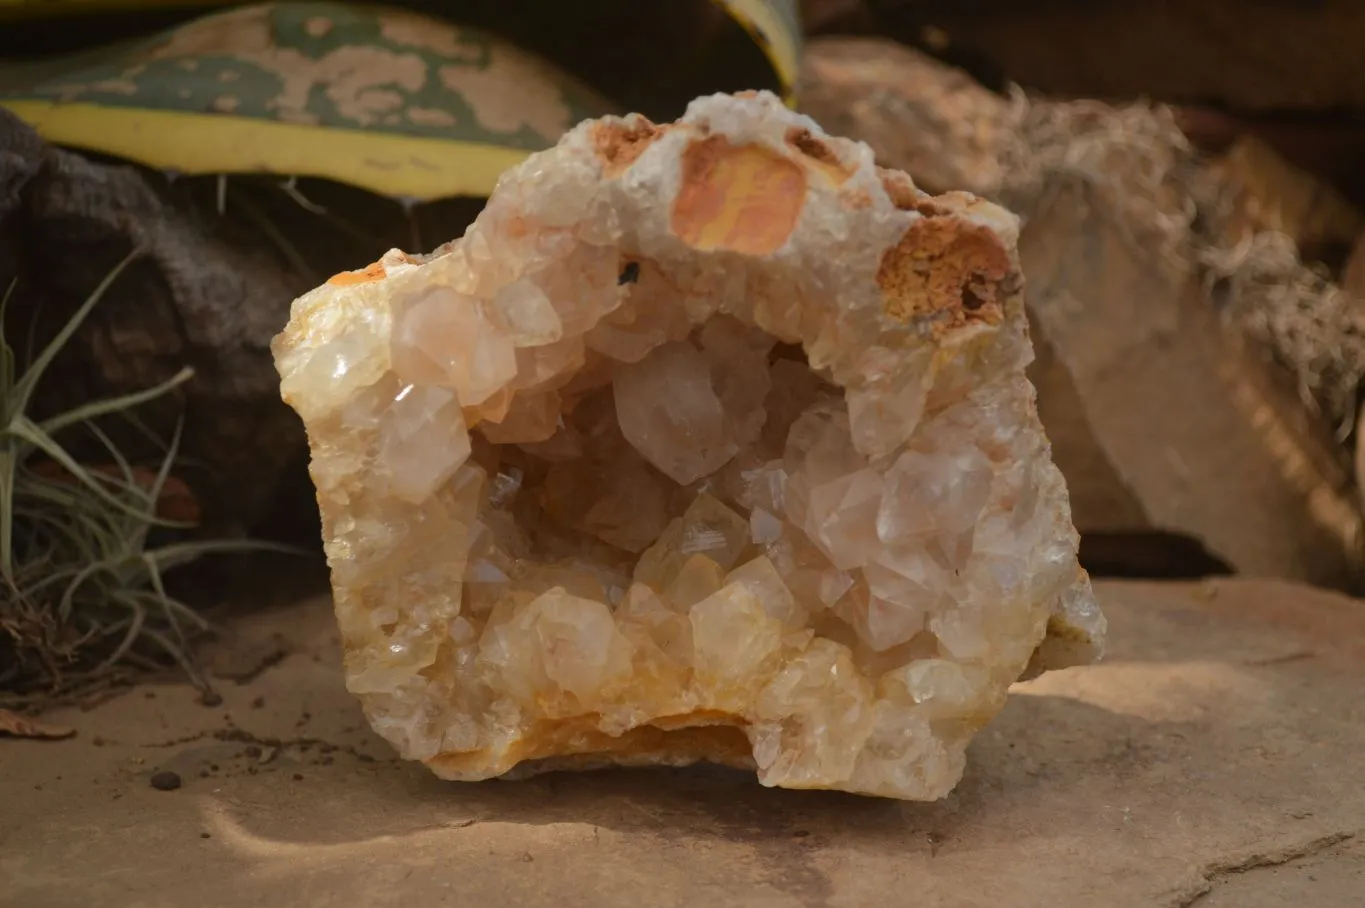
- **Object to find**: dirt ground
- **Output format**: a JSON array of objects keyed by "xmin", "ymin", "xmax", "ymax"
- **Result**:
[{"xmin": 3, "ymin": 578, "xmax": 1363, "ymax": 908}]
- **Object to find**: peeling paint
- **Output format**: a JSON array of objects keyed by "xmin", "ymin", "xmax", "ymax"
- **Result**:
[
  {"xmin": 85, "ymin": 79, "xmax": 138, "ymax": 95},
  {"xmin": 378, "ymin": 14, "xmax": 483, "ymax": 62},
  {"xmin": 438, "ymin": 53, "xmax": 572, "ymax": 139},
  {"xmin": 2, "ymin": 3, "xmax": 614, "ymax": 149},
  {"xmin": 304, "ymin": 16, "xmax": 333, "ymax": 38},
  {"xmin": 0, "ymin": 0, "xmax": 797, "ymax": 200},
  {"xmin": 407, "ymin": 107, "xmax": 457, "ymax": 128}
]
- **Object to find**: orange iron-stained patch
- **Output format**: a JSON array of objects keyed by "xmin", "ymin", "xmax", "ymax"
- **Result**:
[
  {"xmin": 327, "ymin": 261, "xmax": 387, "ymax": 287},
  {"xmin": 878, "ymin": 167, "xmax": 926, "ymax": 211},
  {"xmin": 591, "ymin": 116, "xmax": 662, "ymax": 177},
  {"xmin": 670, "ymin": 136, "xmax": 806, "ymax": 257},
  {"xmin": 785, "ymin": 127, "xmax": 853, "ymax": 185},
  {"xmin": 876, "ymin": 210, "xmax": 1013, "ymax": 333}
]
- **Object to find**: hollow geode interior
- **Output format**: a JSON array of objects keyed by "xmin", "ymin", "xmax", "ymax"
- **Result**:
[{"xmin": 272, "ymin": 92, "xmax": 1105, "ymax": 801}]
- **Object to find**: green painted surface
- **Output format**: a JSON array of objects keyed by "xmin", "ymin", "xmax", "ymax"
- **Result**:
[{"xmin": 0, "ymin": 2, "xmax": 620, "ymax": 150}]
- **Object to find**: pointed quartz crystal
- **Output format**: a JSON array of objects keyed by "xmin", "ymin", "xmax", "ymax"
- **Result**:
[
  {"xmin": 613, "ymin": 341, "xmax": 736, "ymax": 485},
  {"xmin": 378, "ymin": 384, "xmax": 472, "ymax": 503},
  {"xmin": 391, "ymin": 286, "xmax": 518, "ymax": 407},
  {"xmin": 725, "ymin": 555, "xmax": 804, "ymax": 627},
  {"xmin": 634, "ymin": 494, "xmax": 751, "ymax": 591}
]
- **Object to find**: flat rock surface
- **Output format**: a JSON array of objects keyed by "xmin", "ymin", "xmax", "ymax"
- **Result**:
[{"xmin": 3, "ymin": 578, "xmax": 1363, "ymax": 907}]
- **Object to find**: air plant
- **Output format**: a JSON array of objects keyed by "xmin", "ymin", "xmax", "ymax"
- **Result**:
[{"xmin": 0, "ymin": 248, "xmax": 279, "ymax": 708}]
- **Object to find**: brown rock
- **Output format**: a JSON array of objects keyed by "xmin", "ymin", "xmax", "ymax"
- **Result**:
[
  {"xmin": 1205, "ymin": 134, "xmax": 1365, "ymax": 262},
  {"xmin": 799, "ymin": 0, "xmax": 875, "ymax": 33},
  {"xmin": 1342, "ymin": 235, "xmax": 1365, "ymax": 512},
  {"xmin": 1342, "ymin": 233, "xmax": 1365, "ymax": 302},
  {"xmin": 868, "ymin": 0, "xmax": 1365, "ymax": 112},
  {"xmin": 0, "ymin": 108, "xmax": 307, "ymax": 533},
  {"xmin": 1173, "ymin": 108, "xmax": 1365, "ymax": 222},
  {"xmin": 1020, "ymin": 177, "xmax": 1359, "ymax": 585},
  {"xmin": 798, "ymin": 37, "xmax": 1016, "ymax": 197},
  {"xmin": 0, "ymin": 109, "xmax": 482, "ymax": 537},
  {"xmin": 800, "ymin": 38, "xmax": 1365, "ymax": 586}
]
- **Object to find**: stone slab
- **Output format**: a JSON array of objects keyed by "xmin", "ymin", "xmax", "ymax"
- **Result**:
[{"xmin": 3, "ymin": 578, "xmax": 1362, "ymax": 907}]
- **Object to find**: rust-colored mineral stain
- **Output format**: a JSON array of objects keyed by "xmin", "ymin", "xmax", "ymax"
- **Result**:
[
  {"xmin": 877, "ymin": 212, "xmax": 1013, "ymax": 331},
  {"xmin": 878, "ymin": 167, "xmax": 925, "ymax": 211},
  {"xmin": 591, "ymin": 117, "xmax": 661, "ymax": 177},
  {"xmin": 327, "ymin": 261, "xmax": 387, "ymax": 287},
  {"xmin": 671, "ymin": 136, "xmax": 807, "ymax": 256},
  {"xmin": 785, "ymin": 127, "xmax": 853, "ymax": 185},
  {"xmin": 423, "ymin": 713, "xmax": 754, "ymax": 776}
]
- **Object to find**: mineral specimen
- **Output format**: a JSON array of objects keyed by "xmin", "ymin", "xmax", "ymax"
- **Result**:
[{"xmin": 272, "ymin": 91, "xmax": 1106, "ymax": 801}]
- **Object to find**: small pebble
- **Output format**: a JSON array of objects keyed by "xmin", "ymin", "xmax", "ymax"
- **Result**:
[
  {"xmin": 149, "ymin": 771, "xmax": 182, "ymax": 791},
  {"xmin": 200, "ymin": 833, "xmax": 211, "ymax": 840},
  {"xmin": 243, "ymin": 745, "xmax": 262, "ymax": 759},
  {"xmin": 251, "ymin": 696, "xmax": 266, "ymax": 709},
  {"xmin": 292, "ymin": 773, "xmax": 304, "ymax": 781},
  {"xmin": 199, "ymin": 691, "xmax": 224, "ymax": 707}
]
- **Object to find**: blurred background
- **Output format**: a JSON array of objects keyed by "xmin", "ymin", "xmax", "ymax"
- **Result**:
[{"xmin": 2, "ymin": 0, "xmax": 1363, "ymax": 705}]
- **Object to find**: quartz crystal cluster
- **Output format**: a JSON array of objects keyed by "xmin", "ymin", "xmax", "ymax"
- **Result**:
[{"xmin": 272, "ymin": 92, "xmax": 1105, "ymax": 800}]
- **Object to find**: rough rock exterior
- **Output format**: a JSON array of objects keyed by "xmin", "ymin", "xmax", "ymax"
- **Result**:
[
  {"xmin": 0, "ymin": 107, "xmax": 308, "ymax": 533},
  {"xmin": 272, "ymin": 92, "xmax": 1104, "ymax": 800}
]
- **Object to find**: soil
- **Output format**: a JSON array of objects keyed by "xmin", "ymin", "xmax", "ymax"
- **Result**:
[{"xmin": 2, "ymin": 579, "xmax": 1363, "ymax": 907}]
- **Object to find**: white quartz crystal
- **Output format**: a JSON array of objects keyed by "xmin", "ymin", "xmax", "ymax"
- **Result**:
[{"xmin": 272, "ymin": 91, "xmax": 1105, "ymax": 800}]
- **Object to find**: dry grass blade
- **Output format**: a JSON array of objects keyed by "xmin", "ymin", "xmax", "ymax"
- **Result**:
[{"xmin": 0, "ymin": 249, "xmax": 294, "ymax": 709}]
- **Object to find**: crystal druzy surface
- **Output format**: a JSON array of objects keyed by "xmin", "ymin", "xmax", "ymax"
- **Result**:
[{"xmin": 272, "ymin": 91, "xmax": 1105, "ymax": 800}]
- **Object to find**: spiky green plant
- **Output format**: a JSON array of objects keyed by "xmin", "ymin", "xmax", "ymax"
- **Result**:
[{"xmin": 0, "ymin": 249, "xmax": 278, "ymax": 707}]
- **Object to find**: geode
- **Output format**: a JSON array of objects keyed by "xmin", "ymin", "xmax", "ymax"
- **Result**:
[{"xmin": 272, "ymin": 92, "xmax": 1105, "ymax": 800}]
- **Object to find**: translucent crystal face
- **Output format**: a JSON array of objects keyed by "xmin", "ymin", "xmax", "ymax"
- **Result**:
[{"xmin": 273, "ymin": 92, "xmax": 1105, "ymax": 801}]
